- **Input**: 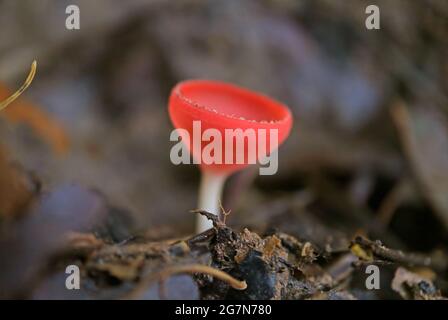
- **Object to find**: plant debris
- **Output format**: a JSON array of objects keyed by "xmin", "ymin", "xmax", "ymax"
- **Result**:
[
  {"xmin": 391, "ymin": 267, "xmax": 446, "ymax": 300},
  {"xmin": 1, "ymin": 209, "xmax": 446, "ymax": 300}
]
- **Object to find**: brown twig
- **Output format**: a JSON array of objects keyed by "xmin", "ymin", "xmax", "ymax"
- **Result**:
[
  {"xmin": 218, "ymin": 200, "xmax": 231, "ymax": 224},
  {"xmin": 190, "ymin": 209, "xmax": 223, "ymax": 227},
  {"xmin": 125, "ymin": 264, "xmax": 247, "ymax": 299},
  {"xmin": 352, "ymin": 237, "xmax": 448, "ymax": 272}
]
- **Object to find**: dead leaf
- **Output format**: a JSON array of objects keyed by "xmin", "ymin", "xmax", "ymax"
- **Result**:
[
  {"xmin": 392, "ymin": 101, "xmax": 448, "ymax": 229},
  {"xmin": 90, "ymin": 256, "xmax": 145, "ymax": 281},
  {"xmin": 391, "ymin": 267, "xmax": 445, "ymax": 300},
  {"xmin": 263, "ymin": 235, "xmax": 282, "ymax": 259}
]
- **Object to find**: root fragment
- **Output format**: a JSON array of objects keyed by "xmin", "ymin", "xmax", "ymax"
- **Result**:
[
  {"xmin": 0, "ymin": 61, "xmax": 37, "ymax": 111},
  {"xmin": 126, "ymin": 263, "xmax": 247, "ymax": 299}
]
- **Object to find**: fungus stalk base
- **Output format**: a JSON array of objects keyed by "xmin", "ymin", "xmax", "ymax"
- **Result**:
[{"xmin": 197, "ymin": 171, "xmax": 227, "ymax": 233}]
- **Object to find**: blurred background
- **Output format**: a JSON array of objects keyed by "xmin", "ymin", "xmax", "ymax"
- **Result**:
[{"xmin": 0, "ymin": 0, "xmax": 447, "ymax": 298}]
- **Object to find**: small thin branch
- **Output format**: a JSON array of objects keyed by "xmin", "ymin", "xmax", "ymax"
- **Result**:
[
  {"xmin": 190, "ymin": 209, "xmax": 223, "ymax": 227},
  {"xmin": 125, "ymin": 264, "xmax": 247, "ymax": 299},
  {"xmin": 218, "ymin": 200, "xmax": 231, "ymax": 224},
  {"xmin": 352, "ymin": 237, "xmax": 448, "ymax": 272},
  {"xmin": 0, "ymin": 61, "xmax": 37, "ymax": 111}
]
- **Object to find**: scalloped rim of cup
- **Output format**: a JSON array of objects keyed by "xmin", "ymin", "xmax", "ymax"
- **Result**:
[{"xmin": 173, "ymin": 79, "xmax": 292, "ymax": 126}]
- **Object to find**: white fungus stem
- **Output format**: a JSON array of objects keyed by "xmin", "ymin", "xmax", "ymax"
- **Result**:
[{"xmin": 197, "ymin": 170, "xmax": 228, "ymax": 233}]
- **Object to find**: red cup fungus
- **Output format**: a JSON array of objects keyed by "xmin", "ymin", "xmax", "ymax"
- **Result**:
[{"xmin": 169, "ymin": 79, "xmax": 292, "ymax": 232}]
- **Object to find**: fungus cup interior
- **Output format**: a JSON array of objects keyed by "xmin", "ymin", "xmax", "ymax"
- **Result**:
[
  {"xmin": 169, "ymin": 80, "xmax": 292, "ymax": 174},
  {"xmin": 168, "ymin": 79, "xmax": 293, "ymax": 232}
]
